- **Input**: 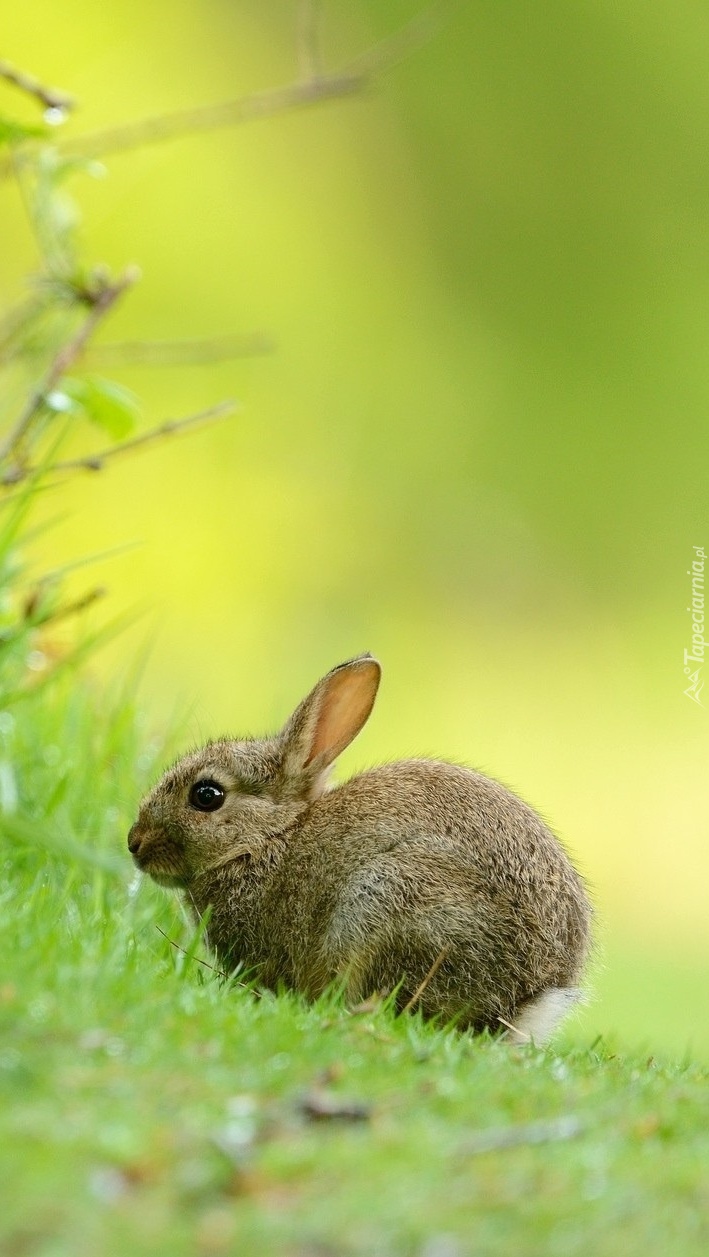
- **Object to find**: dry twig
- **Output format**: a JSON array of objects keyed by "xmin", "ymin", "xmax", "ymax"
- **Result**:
[
  {"xmin": 497, "ymin": 1014, "xmax": 528, "ymax": 1039},
  {"xmin": 155, "ymin": 924, "xmax": 260, "ymax": 995},
  {"xmin": 346, "ymin": 1, "xmax": 451, "ymax": 78},
  {"xmin": 59, "ymin": 75, "xmax": 363, "ymax": 161},
  {"xmin": 0, "ymin": 3, "xmax": 457, "ymax": 182},
  {"xmin": 297, "ymin": 0, "xmax": 322, "ymax": 82},
  {"xmin": 55, "ymin": 1, "xmax": 451, "ymax": 161},
  {"xmin": 84, "ymin": 333, "xmax": 274, "ymax": 368},
  {"xmin": 0, "ymin": 399, "xmax": 237, "ymax": 487},
  {"xmin": 0, "ymin": 58, "xmax": 74, "ymax": 116},
  {"xmin": 401, "ymin": 946, "xmax": 450, "ymax": 1014}
]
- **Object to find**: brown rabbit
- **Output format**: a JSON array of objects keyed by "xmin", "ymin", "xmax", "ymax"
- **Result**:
[{"xmin": 128, "ymin": 655, "xmax": 592, "ymax": 1043}]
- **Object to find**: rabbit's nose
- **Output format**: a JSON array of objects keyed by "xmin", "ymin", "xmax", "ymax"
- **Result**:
[{"xmin": 127, "ymin": 823, "xmax": 143, "ymax": 856}]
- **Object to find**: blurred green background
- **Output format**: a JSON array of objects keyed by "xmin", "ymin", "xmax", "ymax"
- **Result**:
[{"xmin": 2, "ymin": 0, "xmax": 707, "ymax": 1059}]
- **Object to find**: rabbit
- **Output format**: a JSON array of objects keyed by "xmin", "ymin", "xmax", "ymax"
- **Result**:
[{"xmin": 128, "ymin": 654, "xmax": 592, "ymax": 1043}]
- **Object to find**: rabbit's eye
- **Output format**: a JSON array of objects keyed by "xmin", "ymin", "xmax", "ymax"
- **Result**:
[{"xmin": 189, "ymin": 779, "xmax": 226, "ymax": 812}]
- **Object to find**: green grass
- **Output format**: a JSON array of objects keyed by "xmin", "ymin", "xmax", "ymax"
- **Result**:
[{"xmin": 1, "ymin": 679, "xmax": 707, "ymax": 1257}]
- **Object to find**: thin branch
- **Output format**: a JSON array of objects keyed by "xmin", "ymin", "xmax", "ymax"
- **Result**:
[
  {"xmin": 155, "ymin": 924, "xmax": 260, "ymax": 996},
  {"xmin": 54, "ymin": 1, "xmax": 450, "ymax": 162},
  {"xmin": 83, "ymin": 332, "xmax": 274, "ymax": 369},
  {"xmin": 401, "ymin": 946, "xmax": 450, "ymax": 1014},
  {"xmin": 0, "ymin": 269, "xmax": 138, "ymax": 466},
  {"xmin": 297, "ymin": 0, "xmax": 322, "ymax": 82},
  {"xmin": 0, "ymin": 2, "xmax": 453, "ymax": 178},
  {"xmin": 59, "ymin": 75, "xmax": 365, "ymax": 162},
  {"xmin": 0, "ymin": 399, "xmax": 237, "ymax": 486},
  {"xmin": 346, "ymin": 1, "xmax": 452, "ymax": 78},
  {"xmin": 0, "ymin": 58, "xmax": 74, "ymax": 117}
]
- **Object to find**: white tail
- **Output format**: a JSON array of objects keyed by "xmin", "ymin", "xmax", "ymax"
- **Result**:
[{"xmin": 505, "ymin": 987, "xmax": 582, "ymax": 1046}]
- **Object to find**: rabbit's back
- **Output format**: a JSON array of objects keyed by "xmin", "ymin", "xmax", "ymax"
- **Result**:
[{"xmin": 277, "ymin": 760, "xmax": 591, "ymax": 1029}]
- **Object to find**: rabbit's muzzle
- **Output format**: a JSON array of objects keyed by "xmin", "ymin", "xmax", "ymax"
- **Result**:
[
  {"xmin": 127, "ymin": 822, "xmax": 144, "ymax": 857},
  {"xmin": 127, "ymin": 819, "xmax": 189, "ymax": 887}
]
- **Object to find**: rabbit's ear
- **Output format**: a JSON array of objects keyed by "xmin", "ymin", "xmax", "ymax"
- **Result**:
[{"xmin": 280, "ymin": 655, "xmax": 381, "ymax": 786}]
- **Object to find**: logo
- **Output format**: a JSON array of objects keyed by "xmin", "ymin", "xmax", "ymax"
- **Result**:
[{"xmin": 684, "ymin": 546, "xmax": 706, "ymax": 706}]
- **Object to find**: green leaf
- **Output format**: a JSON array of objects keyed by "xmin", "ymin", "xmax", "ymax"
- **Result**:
[
  {"xmin": 0, "ymin": 115, "xmax": 47, "ymax": 147},
  {"xmin": 62, "ymin": 375, "xmax": 141, "ymax": 440}
]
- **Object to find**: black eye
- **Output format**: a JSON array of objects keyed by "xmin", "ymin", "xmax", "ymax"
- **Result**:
[{"xmin": 189, "ymin": 779, "xmax": 226, "ymax": 812}]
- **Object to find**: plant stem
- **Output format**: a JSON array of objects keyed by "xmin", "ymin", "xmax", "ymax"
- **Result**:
[{"xmin": 0, "ymin": 270, "xmax": 137, "ymax": 469}]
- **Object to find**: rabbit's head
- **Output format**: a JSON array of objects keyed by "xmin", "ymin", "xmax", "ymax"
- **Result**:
[{"xmin": 128, "ymin": 654, "xmax": 381, "ymax": 887}]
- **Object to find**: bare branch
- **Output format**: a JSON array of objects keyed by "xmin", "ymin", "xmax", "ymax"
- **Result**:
[
  {"xmin": 0, "ymin": 2, "xmax": 453, "ymax": 177},
  {"xmin": 0, "ymin": 269, "xmax": 138, "ymax": 467},
  {"xmin": 53, "ymin": 1, "xmax": 450, "ymax": 162},
  {"xmin": 297, "ymin": 0, "xmax": 322, "ymax": 82},
  {"xmin": 346, "ymin": 1, "xmax": 453, "ymax": 78},
  {"xmin": 83, "ymin": 332, "xmax": 274, "ymax": 369},
  {"xmin": 0, "ymin": 399, "xmax": 238, "ymax": 486},
  {"xmin": 59, "ymin": 74, "xmax": 365, "ymax": 162},
  {"xmin": 0, "ymin": 58, "xmax": 74, "ymax": 117}
]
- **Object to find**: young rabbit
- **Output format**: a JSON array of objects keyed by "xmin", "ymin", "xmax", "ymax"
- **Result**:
[{"xmin": 128, "ymin": 654, "xmax": 592, "ymax": 1043}]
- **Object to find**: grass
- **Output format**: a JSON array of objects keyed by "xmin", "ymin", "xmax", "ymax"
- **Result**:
[{"xmin": 0, "ymin": 678, "xmax": 707, "ymax": 1257}]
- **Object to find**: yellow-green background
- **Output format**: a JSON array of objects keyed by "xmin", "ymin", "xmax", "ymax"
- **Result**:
[{"xmin": 2, "ymin": 1, "xmax": 707, "ymax": 1059}]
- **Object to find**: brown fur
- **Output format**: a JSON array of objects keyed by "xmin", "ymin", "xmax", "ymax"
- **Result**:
[{"xmin": 128, "ymin": 655, "xmax": 592, "ymax": 1038}]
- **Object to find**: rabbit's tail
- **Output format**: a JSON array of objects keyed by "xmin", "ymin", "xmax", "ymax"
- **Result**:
[{"xmin": 504, "ymin": 987, "xmax": 583, "ymax": 1046}]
